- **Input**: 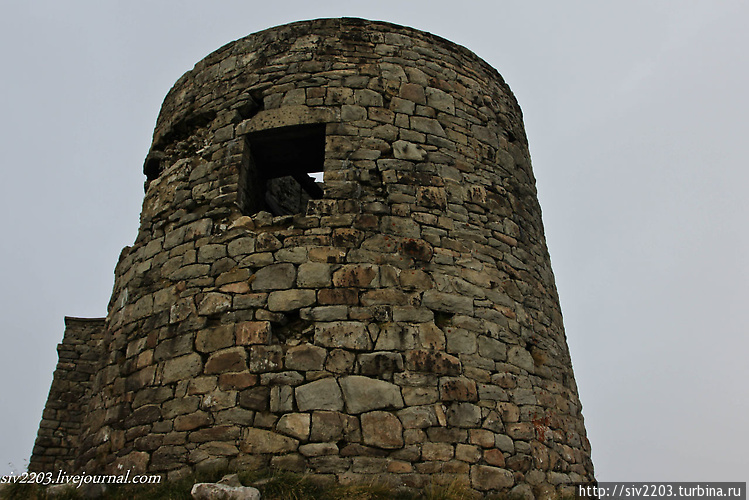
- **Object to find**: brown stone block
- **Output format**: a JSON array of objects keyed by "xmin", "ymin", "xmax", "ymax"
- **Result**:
[
  {"xmin": 174, "ymin": 411, "xmax": 212, "ymax": 432},
  {"xmin": 360, "ymin": 289, "xmax": 407, "ymax": 306},
  {"xmin": 470, "ymin": 464, "xmax": 514, "ymax": 491},
  {"xmin": 308, "ymin": 247, "xmax": 347, "ymax": 264},
  {"xmin": 236, "ymin": 321, "xmax": 271, "ymax": 345},
  {"xmin": 405, "ymin": 350, "xmax": 461, "ymax": 375},
  {"xmin": 241, "ymin": 428, "xmax": 298, "ymax": 454},
  {"xmin": 439, "ymin": 377, "xmax": 478, "ymax": 402},
  {"xmin": 204, "ymin": 347, "xmax": 248, "ymax": 374},
  {"xmin": 239, "ymin": 386, "xmax": 269, "ymax": 411},
  {"xmin": 318, "ymin": 288, "xmax": 358, "ymax": 305},
  {"xmin": 285, "ymin": 343, "xmax": 327, "ymax": 371},
  {"xmin": 333, "ymin": 264, "xmax": 379, "ymax": 288},
  {"xmin": 189, "ymin": 424, "xmax": 240, "ymax": 443},
  {"xmin": 361, "ymin": 411, "xmax": 403, "ymax": 449},
  {"xmin": 483, "ymin": 448, "xmax": 506, "ymax": 467}
]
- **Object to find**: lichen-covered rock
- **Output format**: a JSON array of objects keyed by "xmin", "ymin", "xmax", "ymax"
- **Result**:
[{"xmin": 191, "ymin": 482, "xmax": 261, "ymax": 500}]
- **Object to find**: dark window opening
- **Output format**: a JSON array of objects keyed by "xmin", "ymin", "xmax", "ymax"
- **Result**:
[{"xmin": 242, "ymin": 123, "xmax": 325, "ymax": 216}]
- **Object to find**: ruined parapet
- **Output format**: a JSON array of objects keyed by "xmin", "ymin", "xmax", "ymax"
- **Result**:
[
  {"xmin": 30, "ymin": 317, "xmax": 106, "ymax": 473},
  {"xmin": 32, "ymin": 18, "xmax": 593, "ymax": 497}
]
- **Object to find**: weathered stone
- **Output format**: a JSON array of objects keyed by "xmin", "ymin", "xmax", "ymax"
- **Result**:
[
  {"xmin": 317, "ymin": 287, "xmax": 359, "ymax": 305},
  {"xmin": 422, "ymin": 290, "xmax": 473, "ymax": 315},
  {"xmin": 239, "ymin": 386, "xmax": 269, "ymax": 411},
  {"xmin": 295, "ymin": 378, "xmax": 344, "ymax": 411},
  {"xmin": 332, "ymin": 264, "xmax": 379, "ymax": 288},
  {"xmin": 285, "ymin": 344, "xmax": 327, "ymax": 371},
  {"xmin": 446, "ymin": 403, "xmax": 482, "ymax": 428},
  {"xmin": 439, "ymin": 377, "xmax": 478, "ymax": 402},
  {"xmin": 235, "ymin": 321, "xmax": 271, "ymax": 345},
  {"xmin": 276, "ymin": 413, "xmax": 311, "ymax": 440},
  {"xmin": 204, "ymin": 347, "xmax": 247, "ymax": 374},
  {"xmin": 314, "ymin": 322, "xmax": 371, "ymax": 350},
  {"xmin": 196, "ymin": 325, "xmax": 234, "ymax": 353},
  {"xmin": 393, "ymin": 140, "xmax": 426, "ymax": 161},
  {"xmin": 396, "ymin": 406, "xmax": 439, "ymax": 429},
  {"xmin": 241, "ymin": 428, "xmax": 298, "ymax": 454},
  {"xmin": 162, "ymin": 353, "xmax": 202, "ymax": 384},
  {"xmin": 299, "ymin": 442, "xmax": 339, "ymax": 457},
  {"xmin": 357, "ymin": 352, "xmax": 403, "ymax": 376},
  {"xmin": 175, "ymin": 411, "xmax": 212, "ymax": 431},
  {"xmin": 297, "ymin": 262, "xmax": 332, "ymax": 287},
  {"xmin": 310, "ymin": 411, "xmax": 360, "ymax": 443},
  {"xmin": 456, "ymin": 443, "xmax": 482, "ymax": 463},
  {"xmin": 508, "ymin": 345, "xmax": 535, "ymax": 372},
  {"xmin": 425, "ymin": 87, "xmax": 455, "ymax": 114},
  {"xmin": 470, "ymin": 464, "xmax": 514, "ymax": 490},
  {"xmin": 267, "ymin": 289, "xmax": 316, "ymax": 311},
  {"xmin": 198, "ymin": 293, "xmax": 232, "ymax": 316},
  {"xmin": 249, "ymin": 345, "xmax": 283, "ymax": 373},
  {"xmin": 339, "ymin": 376, "xmax": 404, "ymax": 413},
  {"xmin": 361, "ymin": 411, "xmax": 403, "ymax": 449},
  {"xmin": 251, "ymin": 263, "xmax": 296, "ymax": 291},
  {"xmin": 405, "ymin": 350, "xmax": 461, "ymax": 375},
  {"xmin": 478, "ymin": 336, "xmax": 507, "ymax": 361},
  {"xmin": 484, "ymin": 448, "xmax": 506, "ymax": 467},
  {"xmin": 270, "ymin": 385, "xmax": 294, "ymax": 413}
]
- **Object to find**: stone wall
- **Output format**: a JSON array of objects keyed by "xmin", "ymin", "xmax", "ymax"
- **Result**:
[
  {"xmin": 31, "ymin": 18, "xmax": 593, "ymax": 498},
  {"xmin": 30, "ymin": 317, "xmax": 105, "ymax": 473}
]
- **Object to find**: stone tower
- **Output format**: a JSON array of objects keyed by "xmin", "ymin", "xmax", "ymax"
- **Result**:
[{"xmin": 31, "ymin": 18, "xmax": 593, "ymax": 497}]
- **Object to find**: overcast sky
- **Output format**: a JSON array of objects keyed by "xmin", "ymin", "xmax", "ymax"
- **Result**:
[{"xmin": 1, "ymin": 0, "xmax": 746, "ymax": 482}]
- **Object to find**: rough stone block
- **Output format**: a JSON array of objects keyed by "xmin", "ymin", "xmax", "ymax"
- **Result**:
[
  {"xmin": 285, "ymin": 344, "xmax": 327, "ymax": 371},
  {"xmin": 249, "ymin": 345, "xmax": 283, "ymax": 373},
  {"xmin": 361, "ymin": 411, "xmax": 403, "ymax": 449},
  {"xmin": 470, "ymin": 465, "xmax": 514, "ymax": 490},
  {"xmin": 357, "ymin": 352, "xmax": 403, "ymax": 376},
  {"xmin": 340, "ymin": 375, "xmax": 404, "ymax": 413},
  {"xmin": 295, "ymin": 378, "xmax": 344, "ymax": 412},
  {"xmin": 205, "ymin": 347, "xmax": 247, "ymax": 374},
  {"xmin": 276, "ymin": 413, "xmax": 311, "ymax": 441},
  {"xmin": 297, "ymin": 262, "xmax": 332, "ymax": 288},
  {"xmin": 314, "ymin": 322, "xmax": 371, "ymax": 350},
  {"xmin": 251, "ymin": 263, "xmax": 296, "ymax": 291},
  {"xmin": 196, "ymin": 325, "xmax": 234, "ymax": 353},
  {"xmin": 198, "ymin": 293, "xmax": 232, "ymax": 316},
  {"xmin": 405, "ymin": 350, "xmax": 461, "ymax": 375},
  {"xmin": 422, "ymin": 290, "xmax": 474, "ymax": 315},
  {"xmin": 438, "ymin": 377, "xmax": 478, "ymax": 402},
  {"xmin": 162, "ymin": 353, "xmax": 202, "ymax": 384},
  {"xmin": 267, "ymin": 289, "xmax": 316, "ymax": 311},
  {"xmin": 236, "ymin": 321, "xmax": 271, "ymax": 345},
  {"xmin": 241, "ymin": 428, "xmax": 298, "ymax": 454}
]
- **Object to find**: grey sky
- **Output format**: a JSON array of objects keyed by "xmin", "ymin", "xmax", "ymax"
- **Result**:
[{"xmin": 1, "ymin": 0, "xmax": 747, "ymax": 481}]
